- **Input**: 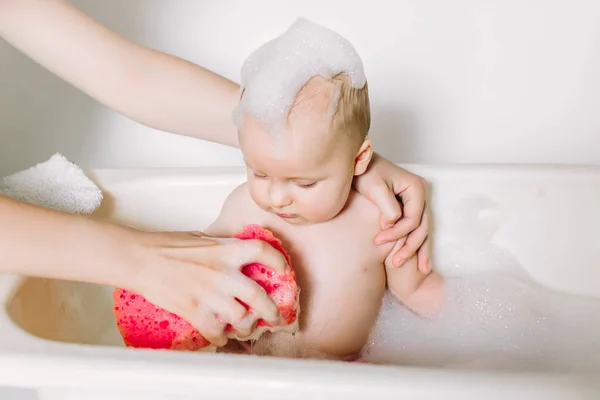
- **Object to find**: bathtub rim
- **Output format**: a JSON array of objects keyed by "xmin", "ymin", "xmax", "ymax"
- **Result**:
[
  {"xmin": 2, "ymin": 163, "xmax": 600, "ymax": 395},
  {"xmin": 1, "ymin": 335, "xmax": 600, "ymax": 395},
  {"xmin": 82, "ymin": 162, "xmax": 600, "ymax": 188}
]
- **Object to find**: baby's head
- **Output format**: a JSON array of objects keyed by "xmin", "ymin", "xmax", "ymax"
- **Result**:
[
  {"xmin": 238, "ymin": 72, "xmax": 372, "ymax": 225},
  {"xmin": 233, "ymin": 17, "xmax": 371, "ymax": 225}
]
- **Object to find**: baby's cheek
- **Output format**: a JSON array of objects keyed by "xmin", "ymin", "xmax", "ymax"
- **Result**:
[
  {"xmin": 303, "ymin": 188, "xmax": 342, "ymax": 219},
  {"xmin": 248, "ymin": 181, "xmax": 270, "ymax": 210}
]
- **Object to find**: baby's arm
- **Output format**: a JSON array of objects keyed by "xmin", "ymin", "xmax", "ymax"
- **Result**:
[{"xmin": 384, "ymin": 250, "xmax": 444, "ymax": 318}]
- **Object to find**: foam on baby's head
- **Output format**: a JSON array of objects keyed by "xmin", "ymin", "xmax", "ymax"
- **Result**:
[
  {"xmin": 232, "ymin": 17, "xmax": 367, "ymax": 136},
  {"xmin": 289, "ymin": 73, "xmax": 370, "ymax": 151}
]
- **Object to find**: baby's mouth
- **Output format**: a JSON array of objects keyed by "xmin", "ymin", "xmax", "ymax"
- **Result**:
[{"xmin": 276, "ymin": 212, "xmax": 298, "ymax": 219}]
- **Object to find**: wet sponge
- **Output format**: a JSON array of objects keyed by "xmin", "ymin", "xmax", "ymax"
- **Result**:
[{"xmin": 112, "ymin": 224, "xmax": 300, "ymax": 350}]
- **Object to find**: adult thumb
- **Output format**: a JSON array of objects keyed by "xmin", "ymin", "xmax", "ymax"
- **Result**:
[{"xmin": 372, "ymin": 191, "xmax": 403, "ymax": 229}]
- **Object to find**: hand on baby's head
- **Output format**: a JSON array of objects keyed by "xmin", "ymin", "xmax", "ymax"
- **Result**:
[{"xmin": 112, "ymin": 225, "xmax": 300, "ymax": 350}]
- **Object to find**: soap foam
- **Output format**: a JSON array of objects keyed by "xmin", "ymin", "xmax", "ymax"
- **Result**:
[
  {"xmin": 357, "ymin": 194, "xmax": 600, "ymax": 373},
  {"xmin": 360, "ymin": 271, "xmax": 600, "ymax": 373},
  {"xmin": 232, "ymin": 17, "xmax": 366, "ymax": 136}
]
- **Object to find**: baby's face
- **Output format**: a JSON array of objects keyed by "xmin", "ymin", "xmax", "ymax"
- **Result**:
[{"xmin": 239, "ymin": 114, "xmax": 359, "ymax": 225}]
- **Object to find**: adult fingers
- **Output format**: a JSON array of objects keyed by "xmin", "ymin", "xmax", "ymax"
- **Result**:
[
  {"xmin": 234, "ymin": 239, "xmax": 290, "ymax": 275},
  {"xmin": 198, "ymin": 237, "xmax": 289, "ymax": 275},
  {"xmin": 375, "ymin": 211, "xmax": 420, "ymax": 245},
  {"xmin": 375, "ymin": 180, "xmax": 427, "ymax": 245},
  {"xmin": 392, "ymin": 208, "xmax": 429, "ymax": 268},
  {"xmin": 232, "ymin": 322, "xmax": 258, "ymax": 341},
  {"xmin": 217, "ymin": 298, "xmax": 258, "ymax": 339},
  {"xmin": 228, "ymin": 274, "xmax": 280, "ymax": 324},
  {"xmin": 152, "ymin": 231, "xmax": 213, "ymax": 249},
  {"xmin": 416, "ymin": 236, "xmax": 431, "ymax": 274},
  {"xmin": 360, "ymin": 181, "xmax": 403, "ymax": 230},
  {"xmin": 385, "ymin": 236, "xmax": 406, "ymax": 267},
  {"xmin": 190, "ymin": 307, "xmax": 228, "ymax": 347}
]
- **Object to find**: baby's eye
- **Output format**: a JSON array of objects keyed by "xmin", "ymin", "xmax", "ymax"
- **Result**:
[
  {"xmin": 253, "ymin": 173, "xmax": 267, "ymax": 179},
  {"xmin": 297, "ymin": 181, "xmax": 317, "ymax": 189}
]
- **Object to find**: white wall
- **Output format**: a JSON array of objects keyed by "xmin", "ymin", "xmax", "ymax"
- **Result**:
[
  {"xmin": 1, "ymin": 1, "xmax": 599, "ymax": 398},
  {"xmin": 2, "ymin": 0, "xmax": 600, "ymax": 178}
]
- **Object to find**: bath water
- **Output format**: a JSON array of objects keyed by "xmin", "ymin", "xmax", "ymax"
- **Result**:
[
  {"xmin": 360, "ymin": 271, "xmax": 600, "ymax": 372},
  {"xmin": 220, "ymin": 193, "xmax": 600, "ymax": 372},
  {"xmin": 355, "ymin": 193, "xmax": 600, "ymax": 372}
]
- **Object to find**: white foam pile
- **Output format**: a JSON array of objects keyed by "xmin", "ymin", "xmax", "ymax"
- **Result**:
[
  {"xmin": 1, "ymin": 153, "xmax": 102, "ymax": 214},
  {"xmin": 232, "ymin": 17, "xmax": 366, "ymax": 134}
]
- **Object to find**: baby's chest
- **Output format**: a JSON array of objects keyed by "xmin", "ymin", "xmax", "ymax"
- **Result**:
[
  {"xmin": 279, "ymin": 224, "xmax": 387, "ymax": 335},
  {"xmin": 239, "ymin": 195, "xmax": 386, "ymax": 281},
  {"xmin": 265, "ymin": 220, "xmax": 382, "ymax": 282}
]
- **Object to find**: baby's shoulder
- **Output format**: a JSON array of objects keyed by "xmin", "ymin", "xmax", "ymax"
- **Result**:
[
  {"xmin": 223, "ymin": 181, "xmax": 251, "ymax": 203},
  {"xmin": 343, "ymin": 190, "xmax": 383, "ymax": 228},
  {"xmin": 205, "ymin": 182, "xmax": 262, "ymax": 235},
  {"xmin": 334, "ymin": 191, "xmax": 394, "ymax": 259},
  {"xmin": 220, "ymin": 182, "xmax": 258, "ymax": 212}
]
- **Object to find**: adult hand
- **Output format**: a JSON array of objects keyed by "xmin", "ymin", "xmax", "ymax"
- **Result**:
[
  {"xmin": 127, "ymin": 229, "xmax": 290, "ymax": 347},
  {"xmin": 353, "ymin": 153, "xmax": 431, "ymax": 272}
]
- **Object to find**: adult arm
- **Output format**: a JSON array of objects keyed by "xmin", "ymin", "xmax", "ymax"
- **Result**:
[
  {"xmin": 0, "ymin": 0, "xmax": 240, "ymax": 147},
  {"xmin": 0, "ymin": 0, "xmax": 431, "ymax": 271},
  {"xmin": 0, "ymin": 194, "xmax": 139, "ymax": 285},
  {"xmin": 0, "ymin": 194, "xmax": 289, "ymax": 346}
]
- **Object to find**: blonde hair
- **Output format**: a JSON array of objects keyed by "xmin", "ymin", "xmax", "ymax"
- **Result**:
[
  {"xmin": 290, "ymin": 73, "xmax": 371, "ymax": 150},
  {"xmin": 239, "ymin": 73, "xmax": 371, "ymax": 149}
]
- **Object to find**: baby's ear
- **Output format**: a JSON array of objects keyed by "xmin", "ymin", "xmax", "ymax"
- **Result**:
[{"xmin": 353, "ymin": 138, "xmax": 374, "ymax": 176}]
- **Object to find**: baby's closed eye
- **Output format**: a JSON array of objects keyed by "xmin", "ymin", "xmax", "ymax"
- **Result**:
[{"xmin": 294, "ymin": 180, "xmax": 318, "ymax": 188}]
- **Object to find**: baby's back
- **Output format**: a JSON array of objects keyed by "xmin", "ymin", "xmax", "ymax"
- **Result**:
[{"xmin": 206, "ymin": 183, "xmax": 393, "ymax": 359}]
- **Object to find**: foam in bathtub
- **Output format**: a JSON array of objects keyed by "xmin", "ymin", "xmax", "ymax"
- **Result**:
[
  {"xmin": 112, "ymin": 224, "xmax": 300, "ymax": 351},
  {"xmin": 232, "ymin": 17, "xmax": 366, "ymax": 136}
]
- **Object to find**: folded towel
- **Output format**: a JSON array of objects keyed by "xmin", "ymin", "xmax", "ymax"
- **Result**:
[{"xmin": 0, "ymin": 153, "xmax": 102, "ymax": 215}]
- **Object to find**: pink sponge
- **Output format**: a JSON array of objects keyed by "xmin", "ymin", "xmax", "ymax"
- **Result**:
[{"xmin": 112, "ymin": 224, "xmax": 300, "ymax": 351}]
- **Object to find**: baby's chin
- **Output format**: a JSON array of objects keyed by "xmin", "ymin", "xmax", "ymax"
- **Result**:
[
  {"xmin": 279, "ymin": 217, "xmax": 314, "ymax": 226},
  {"xmin": 269, "ymin": 209, "xmax": 342, "ymax": 226}
]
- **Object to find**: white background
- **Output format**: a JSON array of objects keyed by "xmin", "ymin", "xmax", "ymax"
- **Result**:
[
  {"xmin": 1, "ymin": 0, "xmax": 600, "ymax": 398},
  {"xmin": 2, "ymin": 0, "xmax": 600, "ymax": 178}
]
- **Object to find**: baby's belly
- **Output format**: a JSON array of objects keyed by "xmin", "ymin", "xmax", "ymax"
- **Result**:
[
  {"xmin": 228, "ymin": 212, "xmax": 387, "ymax": 359},
  {"xmin": 254, "ymin": 273, "xmax": 387, "ymax": 360}
]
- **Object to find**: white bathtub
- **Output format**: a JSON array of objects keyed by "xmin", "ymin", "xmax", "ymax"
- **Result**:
[{"xmin": 1, "ymin": 164, "xmax": 600, "ymax": 399}]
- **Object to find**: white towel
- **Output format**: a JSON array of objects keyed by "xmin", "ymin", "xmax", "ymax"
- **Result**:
[{"xmin": 0, "ymin": 153, "xmax": 103, "ymax": 215}]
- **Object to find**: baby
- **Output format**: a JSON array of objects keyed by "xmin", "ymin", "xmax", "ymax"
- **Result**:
[{"xmin": 205, "ymin": 18, "xmax": 444, "ymax": 360}]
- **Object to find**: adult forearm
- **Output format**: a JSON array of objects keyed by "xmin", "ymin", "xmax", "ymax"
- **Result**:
[
  {"xmin": 0, "ymin": 194, "xmax": 140, "ymax": 288},
  {"xmin": 0, "ymin": 0, "xmax": 240, "ymax": 147}
]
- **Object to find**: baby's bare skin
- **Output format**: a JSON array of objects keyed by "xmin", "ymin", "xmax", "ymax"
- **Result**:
[
  {"xmin": 206, "ymin": 182, "xmax": 418, "ymax": 360},
  {"xmin": 204, "ymin": 75, "xmax": 445, "ymax": 360}
]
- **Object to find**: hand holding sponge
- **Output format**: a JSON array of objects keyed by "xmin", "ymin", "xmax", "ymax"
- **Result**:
[{"xmin": 112, "ymin": 224, "xmax": 300, "ymax": 350}]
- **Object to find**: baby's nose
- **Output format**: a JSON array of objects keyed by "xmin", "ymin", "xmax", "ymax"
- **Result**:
[{"xmin": 269, "ymin": 184, "xmax": 292, "ymax": 208}]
